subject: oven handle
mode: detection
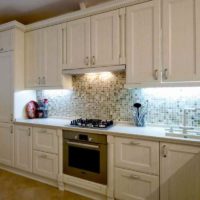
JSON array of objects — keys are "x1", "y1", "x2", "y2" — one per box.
[{"x1": 66, "y1": 141, "x2": 100, "y2": 150}]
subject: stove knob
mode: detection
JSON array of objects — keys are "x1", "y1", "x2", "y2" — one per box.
[
  {"x1": 88, "y1": 137, "x2": 93, "y2": 142},
  {"x1": 74, "y1": 135, "x2": 78, "y2": 140}
]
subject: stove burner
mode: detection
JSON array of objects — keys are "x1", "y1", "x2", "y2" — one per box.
[{"x1": 70, "y1": 118, "x2": 113, "y2": 128}]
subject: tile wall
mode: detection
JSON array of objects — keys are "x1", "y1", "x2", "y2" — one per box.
[{"x1": 37, "y1": 72, "x2": 200, "y2": 127}]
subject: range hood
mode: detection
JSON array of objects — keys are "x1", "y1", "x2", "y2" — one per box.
[{"x1": 62, "y1": 65, "x2": 126, "y2": 75}]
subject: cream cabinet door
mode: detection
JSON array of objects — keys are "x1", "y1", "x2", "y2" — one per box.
[
  {"x1": 33, "y1": 127, "x2": 58, "y2": 154},
  {"x1": 33, "y1": 151, "x2": 58, "y2": 180},
  {"x1": 25, "y1": 30, "x2": 42, "y2": 88},
  {"x1": 91, "y1": 10, "x2": 120, "y2": 67},
  {"x1": 0, "y1": 52, "x2": 13, "y2": 123},
  {"x1": 115, "y1": 137, "x2": 159, "y2": 175},
  {"x1": 115, "y1": 168, "x2": 159, "y2": 200},
  {"x1": 0, "y1": 123, "x2": 14, "y2": 167},
  {"x1": 63, "y1": 18, "x2": 90, "y2": 69},
  {"x1": 126, "y1": 0, "x2": 160, "y2": 85},
  {"x1": 14, "y1": 126, "x2": 32, "y2": 172},
  {"x1": 160, "y1": 143, "x2": 200, "y2": 200},
  {"x1": 0, "y1": 30, "x2": 13, "y2": 53},
  {"x1": 162, "y1": 0, "x2": 200, "y2": 82},
  {"x1": 43, "y1": 25, "x2": 63, "y2": 87}
]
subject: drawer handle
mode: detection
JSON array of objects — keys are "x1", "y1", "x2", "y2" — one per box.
[
  {"x1": 129, "y1": 141, "x2": 140, "y2": 145},
  {"x1": 123, "y1": 174, "x2": 140, "y2": 180},
  {"x1": 40, "y1": 154, "x2": 48, "y2": 159}
]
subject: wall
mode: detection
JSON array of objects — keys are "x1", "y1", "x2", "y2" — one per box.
[{"x1": 37, "y1": 72, "x2": 200, "y2": 127}]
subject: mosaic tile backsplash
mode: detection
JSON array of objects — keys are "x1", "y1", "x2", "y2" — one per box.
[{"x1": 37, "y1": 72, "x2": 200, "y2": 127}]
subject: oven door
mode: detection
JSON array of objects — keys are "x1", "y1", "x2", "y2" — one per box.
[{"x1": 63, "y1": 139, "x2": 107, "y2": 184}]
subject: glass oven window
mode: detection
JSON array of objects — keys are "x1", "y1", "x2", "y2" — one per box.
[{"x1": 68, "y1": 146, "x2": 100, "y2": 173}]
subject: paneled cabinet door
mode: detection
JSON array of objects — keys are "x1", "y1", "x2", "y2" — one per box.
[
  {"x1": 115, "y1": 168, "x2": 159, "y2": 200},
  {"x1": 25, "y1": 30, "x2": 42, "y2": 88},
  {"x1": 160, "y1": 143, "x2": 200, "y2": 200},
  {"x1": 14, "y1": 126, "x2": 32, "y2": 172},
  {"x1": 0, "y1": 52, "x2": 13, "y2": 123},
  {"x1": 162, "y1": 0, "x2": 200, "y2": 82},
  {"x1": 63, "y1": 18, "x2": 90, "y2": 69},
  {"x1": 91, "y1": 10, "x2": 120, "y2": 67},
  {"x1": 0, "y1": 123, "x2": 14, "y2": 167},
  {"x1": 0, "y1": 30, "x2": 13, "y2": 53},
  {"x1": 115, "y1": 137, "x2": 159, "y2": 175},
  {"x1": 126, "y1": 0, "x2": 160, "y2": 85},
  {"x1": 43, "y1": 25, "x2": 62, "y2": 87}
]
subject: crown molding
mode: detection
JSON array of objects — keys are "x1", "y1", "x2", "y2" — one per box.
[
  {"x1": 0, "y1": 21, "x2": 25, "y2": 32},
  {"x1": 26, "y1": 0, "x2": 150, "y2": 32}
]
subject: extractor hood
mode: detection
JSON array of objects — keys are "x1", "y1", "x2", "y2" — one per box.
[{"x1": 62, "y1": 65, "x2": 126, "y2": 75}]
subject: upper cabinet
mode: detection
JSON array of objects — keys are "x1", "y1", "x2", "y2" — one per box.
[
  {"x1": 25, "y1": 25, "x2": 72, "y2": 89},
  {"x1": 61, "y1": 9, "x2": 125, "y2": 70},
  {"x1": 126, "y1": 0, "x2": 160, "y2": 86},
  {"x1": 0, "y1": 30, "x2": 13, "y2": 53},
  {"x1": 162, "y1": 0, "x2": 200, "y2": 82},
  {"x1": 91, "y1": 10, "x2": 120, "y2": 67}
]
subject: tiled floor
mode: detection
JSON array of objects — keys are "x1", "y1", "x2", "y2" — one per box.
[{"x1": 0, "y1": 169, "x2": 90, "y2": 200}]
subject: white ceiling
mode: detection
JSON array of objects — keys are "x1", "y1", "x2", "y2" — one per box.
[{"x1": 0, "y1": 0, "x2": 111, "y2": 24}]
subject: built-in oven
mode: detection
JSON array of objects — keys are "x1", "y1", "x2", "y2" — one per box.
[{"x1": 63, "y1": 130, "x2": 107, "y2": 185}]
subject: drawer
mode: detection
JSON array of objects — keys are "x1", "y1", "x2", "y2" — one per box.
[
  {"x1": 33, "y1": 150, "x2": 58, "y2": 180},
  {"x1": 115, "y1": 137, "x2": 159, "y2": 175},
  {"x1": 33, "y1": 127, "x2": 58, "y2": 154},
  {"x1": 115, "y1": 168, "x2": 159, "y2": 200}
]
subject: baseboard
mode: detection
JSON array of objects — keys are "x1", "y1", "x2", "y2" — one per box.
[{"x1": 0, "y1": 164, "x2": 58, "y2": 188}]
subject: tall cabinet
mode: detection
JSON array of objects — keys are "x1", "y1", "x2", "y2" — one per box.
[{"x1": 0, "y1": 22, "x2": 25, "y2": 167}]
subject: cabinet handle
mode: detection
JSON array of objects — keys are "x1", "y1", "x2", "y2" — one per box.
[
  {"x1": 85, "y1": 57, "x2": 89, "y2": 66},
  {"x1": 42, "y1": 77, "x2": 46, "y2": 85},
  {"x1": 10, "y1": 114, "x2": 13, "y2": 122},
  {"x1": 40, "y1": 154, "x2": 48, "y2": 159},
  {"x1": 10, "y1": 126, "x2": 13, "y2": 134},
  {"x1": 28, "y1": 128, "x2": 31, "y2": 136},
  {"x1": 123, "y1": 174, "x2": 140, "y2": 180},
  {"x1": 163, "y1": 68, "x2": 168, "y2": 80},
  {"x1": 162, "y1": 145, "x2": 168, "y2": 158},
  {"x1": 91, "y1": 56, "x2": 95, "y2": 65},
  {"x1": 153, "y1": 69, "x2": 159, "y2": 80},
  {"x1": 129, "y1": 141, "x2": 140, "y2": 145},
  {"x1": 38, "y1": 77, "x2": 41, "y2": 85}
]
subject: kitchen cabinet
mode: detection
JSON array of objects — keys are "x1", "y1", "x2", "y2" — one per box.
[
  {"x1": 33, "y1": 150, "x2": 58, "y2": 180},
  {"x1": 33, "y1": 127, "x2": 58, "y2": 154},
  {"x1": 162, "y1": 0, "x2": 200, "y2": 82},
  {"x1": 63, "y1": 17, "x2": 90, "y2": 69},
  {"x1": 0, "y1": 123, "x2": 14, "y2": 167},
  {"x1": 14, "y1": 126, "x2": 32, "y2": 172},
  {"x1": 25, "y1": 25, "x2": 71, "y2": 89},
  {"x1": 126, "y1": 0, "x2": 160, "y2": 86},
  {"x1": 115, "y1": 137, "x2": 159, "y2": 175},
  {"x1": 0, "y1": 52, "x2": 13, "y2": 123},
  {"x1": 160, "y1": 143, "x2": 200, "y2": 200},
  {"x1": 62, "y1": 9, "x2": 124, "y2": 70},
  {"x1": 0, "y1": 30, "x2": 13, "y2": 53},
  {"x1": 115, "y1": 168, "x2": 159, "y2": 200},
  {"x1": 91, "y1": 10, "x2": 120, "y2": 67}
]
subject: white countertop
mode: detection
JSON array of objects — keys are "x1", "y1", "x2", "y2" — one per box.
[{"x1": 15, "y1": 118, "x2": 200, "y2": 145}]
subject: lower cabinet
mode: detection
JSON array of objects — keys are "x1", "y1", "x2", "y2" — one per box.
[
  {"x1": 33, "y1": 150, "x2": 58, "y2": 180},
  {"x1": 14, "y1": 126, "x2": 32, "y2": 172},
  {"x1": 0, "y1": 123, "x2": 14, "y2": 167},
  {"x1": 115, "y1": 168, "x2": 159, "y2": 200},
  {"x1": 160, "y1": 143, "x2": 200, "y2": 200}
]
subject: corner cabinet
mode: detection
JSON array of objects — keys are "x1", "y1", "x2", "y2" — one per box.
[
  {"x1": 160, "y1": 143, "x2": 200, "y2": 200},
  {"x1": 126, "y1": 0, "x2": 160, "y2": 86},
  {"x1": 25, "y1": 25, "x2": 72, "y2": 89},
  {"x1": 162, "y1": 0, "x2": 200, "y2": 82},
  {"x1": 61, "y1": 9, "x2": 125, "y2": 70}
]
